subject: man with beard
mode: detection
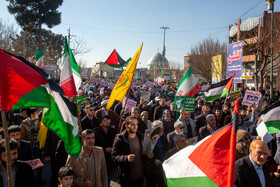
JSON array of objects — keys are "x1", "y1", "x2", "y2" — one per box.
[
  {"x1": 0, "y1": 139, "x2": 34, "y2": 187},
  {"x1": 111, "y1": 116, "x2": 144, "y2": 187},
  {"x1": 160, "y1": 109, "x2": 175, "y2": 135}
]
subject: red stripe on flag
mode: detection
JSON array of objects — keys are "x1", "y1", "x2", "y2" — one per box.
[
  {"x1": 105, "y1": 50, "x2": 119, "y2": 65},
  {"x1": 184, "y1": 83, "x2": 201, "y2": 97},
  {"x1": 189, "y1": 125, "x2": 236, "y2": 187},
  {"x1": 0, "y1": 49, "x2": 48, "y2": 111},
  {"x1": 225, "y1": 75, "x2": 234, "y2": 91},
  {"x1": 60, "y1": 75, "x2": 77, "y2": 98}
]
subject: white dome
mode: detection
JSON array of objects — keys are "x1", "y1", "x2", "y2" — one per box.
[{"x1": 147, "y1": 52, "x2": 169, "y2": 70}]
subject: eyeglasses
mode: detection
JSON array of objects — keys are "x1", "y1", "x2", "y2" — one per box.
[
  {"x1": 88, "y1": 109, "x2": 95, "y2": 111},
  {"x1": 179, "y1": 127, "x2": 184, "y2": 129}
]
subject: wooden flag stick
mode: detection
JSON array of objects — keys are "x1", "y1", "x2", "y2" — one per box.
[{"x1": 1, "y1": 110, "x2": 13, "y2": 187}]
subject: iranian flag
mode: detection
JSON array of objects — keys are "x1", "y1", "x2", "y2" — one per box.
[
  {"x1": 176, "y1": 68, "x2": 201, "y2": 97},
  {"x1": 35, "y1": 49, "x2": 44, "y2": 69},
  {"x1": 163, "y1": 124, "x2": 236, "y2": 187},
  {"x1": 60, "y1": 37, "x2": 81, "y2": 98},
  {"x1": 0, "y1": 49, "x2": 82, "y2": 157},
  {"x1": 259, "y1": 100, "x2": 280, "y2": 134},
  {"x1": 204, "y1": 75, "x2": 234, "y2": 102},
  {"x1": 105, "y1": 49, "x2": 131, "y2": 68}
]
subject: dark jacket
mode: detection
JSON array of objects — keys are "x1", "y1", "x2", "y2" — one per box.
[
  {"x1": 18, "y1": 140, "x2": 32, "y2": 161},
  {"x1": 164, "y1": 147, "x2": 179, "y2": 160},
  {"x1": 194, "y1": 114, "x2": 207, "y2": 136},
  {"x1": 153, "y1": 105, "x2": 170, "y2": 121},
  {"x1": 197, "y1": 125, "x2": 212, "y2": 141},
  {"x1": 234, "y1": 155, "x2": 272, "y2": 187},
  {"x1": 167, "y1": 131, "x2": 188, "y2": 149},
  {"x1": 95, "y1": 126, "x2": 117, "y2": 166},
  {"x1": 111, "y1": 130, "x2": 143, "y2": 183},
  {"x1": 0, "y1": 161, "x2": 34, "y2": 187},
  {"x1": 81, "y1": 116, "x2": 98, "y2": 131},
  {"x1": 217, "y1": 111, "x2": 231, "y2": 128}
]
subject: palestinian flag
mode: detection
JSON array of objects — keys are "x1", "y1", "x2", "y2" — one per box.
[
  {"x1": 259, "y1": 100, "x2": 280, "y2": 134},
  {"x1": 204, "y1": 76, "x2": 234, "y2": 102},
  {"x1": 105, "y1": 49, "x2": 131, "y2": 68},
  {"x1": 35, "y1": 49, "x2": 44, "y2": 69},
  {"x1": 175, "y1": 68, "x2": 201, "y2": 97},
  {"x1": 0, "y1": 49, "x2": 82, "y2": 157},
  {"x1": 163, "y1": 124, "x2": 236, "y2": 187},
  {"x1": 60, "y1": 37, "x2": 81, "y2": 98}
]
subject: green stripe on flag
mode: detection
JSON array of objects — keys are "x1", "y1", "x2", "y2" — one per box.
[
  {"x1": 206, "y1": 88, "x2": 229, "y2": 102},
  {"x1": 167, "y1": 177, "x2": 218, "y2": 187},
  {"x1": 265, "y1": 120, "x2": 280, "y2": 134},
  {"x1": 11, "y1": 86, "x2": 51, "y2": 110}
]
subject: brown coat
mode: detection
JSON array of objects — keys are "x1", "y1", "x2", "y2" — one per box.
[
  {"x1": 66, "y1": 146, "x2": 107, "y2": 187},
  {"x1": 20, "y1": 118, "x2": 34, "y2": 151}
]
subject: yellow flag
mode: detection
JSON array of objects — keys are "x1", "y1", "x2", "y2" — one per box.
[
  {"x1": 37, "y1": 108, "x2": 48, "y2": 148},
  {"x1": 106, "y1": 43, "x2": 143, "y2": 110}
]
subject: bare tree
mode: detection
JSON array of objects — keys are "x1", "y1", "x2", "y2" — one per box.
[
  {"x1": 168, "y1": 61, "x2": 185, "y2": 82},
  {"x1": 188, "y1": 38, "x2": 227, "y2": 83},
  {"x1": 239, "y1": 15, "x2": 280, "y2": 91},
  {"x1": 0, "y1": 19, "x2": 17, "y2": 52},
  {"x1": 70, "y1": 37, "x2": 92, "y2": 56}
]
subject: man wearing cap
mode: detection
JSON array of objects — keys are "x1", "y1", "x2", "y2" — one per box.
[{"x1": 95, "y1": 99, "x2": 120, "y2": 129}]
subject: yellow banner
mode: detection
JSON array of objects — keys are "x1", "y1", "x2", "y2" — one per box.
[{"x1": 212, "y1": 55, "x2": 222, "y2": 82}]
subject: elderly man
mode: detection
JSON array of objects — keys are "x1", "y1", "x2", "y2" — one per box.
[
  {"x1": 160, "y1": 109, "x2": 176, "y2": 135},
  {"x1": 197, "y1": 114, "x2": 217, "y2": 141},
  {"x1": 153, "y1": 97, "x2": 170, "y2": 121},
  {"x1": 165, "y1": 134, "x2": 187, "y2": 160},
  {"x1": 66, "y1": 129, "x2": 107, "y2": 187},
  {"x1": 177, "y1": 108, "x2": 195, "y2": 138},
  {"x1": 234, "y1": 140, "x2": 272, "y2": 187},
  {"x1": 194, "y1": 105, "x2": 211, "y2": 135},
  {"x1": 167, "y1": 121, "x2": 188, "y2": 148}
]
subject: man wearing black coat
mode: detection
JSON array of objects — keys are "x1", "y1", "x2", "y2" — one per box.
[
  {"x1": 0, "y1": 139, "x2": 34, "y2": 187},
  {"x1": 81, "y1": 104, "x2": 99, "y2": 130},
  {"x1": 197, "y1": 114, "x2": 217, "y2": 141},
  {"x1": 111, "y1": 116, "x2": 144, "y2": 187},
  {"x1": 194, "y1": 105, "x2": 211, "y2": 135},
  {"x1": 234, "y1": 140, "x2": 272, "y2": 187},
  {"x1": 95, "y1": 115, "x2": 117, "y2": 185}
]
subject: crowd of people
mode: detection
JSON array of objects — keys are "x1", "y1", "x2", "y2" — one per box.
[{"x1": 0, "y1": 81, "x2": 280, "y2": 187}]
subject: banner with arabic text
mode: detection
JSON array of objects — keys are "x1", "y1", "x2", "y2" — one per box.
[{"x1": 227, "y1": 41, "x2": 243, "y2": 83}]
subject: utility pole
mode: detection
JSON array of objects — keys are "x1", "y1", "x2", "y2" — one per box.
[
  {"x1": 67, "y1": 27, "x2": 76, "y2": 47},
  {"x1": 160, "y1": 26, "x2": 169, "y2": 81},
  {"x1": 266, "y1": 0, "x2": 275, "y2": 102},
  {"x1": 160, "y1": 26, "x2": 169, "y2": 57}
]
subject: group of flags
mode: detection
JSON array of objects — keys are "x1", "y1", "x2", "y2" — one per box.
[
  {"x1": 0, "y1": 40, "x2": 143, "y2": 158},
  {"x1": 1, "y1": 34, "x2": 280, "y2": 186}
]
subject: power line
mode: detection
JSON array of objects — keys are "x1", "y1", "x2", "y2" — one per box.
[{"x1": 209, "y1": 0, "x2": 263, "y2": 37}]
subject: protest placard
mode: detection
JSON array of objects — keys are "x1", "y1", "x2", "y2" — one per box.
[
  {"x1": 174, "y1": 96, "x2": 196, "y2": 112},
  {"x1": 242, "y1": 90, "x2": 261, "y2": 107},
  {"x1": 122, "y1": 97, "x2": 137, "y2": 112},
  {"x1": 22, "y1": 159, "x2": 44, "y2": 170},
  {"x1": 139, "y1": 89, "x2": 151, "y2": 102},
  {"x1": 153, "y1": 85, "x2": 161, "y2": 91},
  {"x1": 145, "y1": 80, "x2": 154, "y2": 88}
]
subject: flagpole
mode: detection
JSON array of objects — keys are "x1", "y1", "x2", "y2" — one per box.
[
  {"x1": 117, "y1": 88, "x2": 131, "y2": 133},
  {"x1": 79, "y1": 61, "x2": 107, "y2": 96},
  {"x1": 1, "y1": 110, "x2": 14, "y2": 187},
  {"x1": 74, "y1": 96, "x2": 83, "y2": 142}
]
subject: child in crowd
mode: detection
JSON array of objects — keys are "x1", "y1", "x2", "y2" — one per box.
[{"x1": 58, "y1": 166, "x2": 74, "y2": 187}]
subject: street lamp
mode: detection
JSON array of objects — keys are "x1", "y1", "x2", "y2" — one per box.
[{"x1": 266, "y1": 0, "x2": 275, "y2": 102}]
